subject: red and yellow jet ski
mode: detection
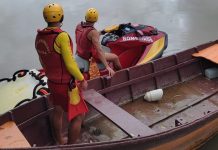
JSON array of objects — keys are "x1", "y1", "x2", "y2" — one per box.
[{"x1": 101, "y1": 23, "x2": 168, "y2": 69}]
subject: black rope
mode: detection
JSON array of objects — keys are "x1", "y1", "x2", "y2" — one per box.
[
  {"x1": 0, "y1": 78, "x2": 12, "y2": 82},
  {"x1": 0, "y1": 69, "x2": 29, "y2": 83},
  {"x1": 14, "y1": 99, "x2": 31, "y2": 108},
  {"x1": 12, "y1": 69, "x2": 29, "y2": 81}
]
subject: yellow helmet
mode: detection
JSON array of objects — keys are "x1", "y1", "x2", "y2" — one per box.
[
  {"x1": 43, "y1": 3, "x2": 63, "y2": 23},
  {"x1": 85, "y1": 8, "x2": 99, "y2": 23}
]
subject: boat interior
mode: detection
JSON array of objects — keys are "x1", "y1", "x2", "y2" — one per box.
[{"x1": 0, "y1": 41, "x2": 218, "y2": 149}]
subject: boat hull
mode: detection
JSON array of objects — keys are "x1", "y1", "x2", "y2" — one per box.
[{"x1": 0, "y1": 40, "x2": 218, "y2": 149}]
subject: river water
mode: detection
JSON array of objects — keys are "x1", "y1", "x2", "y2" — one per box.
[{"x1": 0, "y1": 0, "x2": 217, "y2": 149}]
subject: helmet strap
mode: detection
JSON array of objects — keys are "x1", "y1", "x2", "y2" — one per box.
[
  {"x1": 85, "y1": 21, "x2": 95, "y2": 25},
  {"x1": 47, "y1": 22, "x2": 62, "y2": 28}
]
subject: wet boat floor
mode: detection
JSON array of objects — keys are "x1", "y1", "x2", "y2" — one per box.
[{"x1": 68, "y1": 76, "x2": 218, "y2": 143}]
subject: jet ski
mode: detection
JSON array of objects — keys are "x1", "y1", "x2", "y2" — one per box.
[{"x1": 101, "y1": 23, "x2": 168, "y2": 68}]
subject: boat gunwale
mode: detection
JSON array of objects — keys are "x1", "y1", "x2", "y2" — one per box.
[
  {"x1": 1, "y1": 40, "x2": 218, "y2": 149},
  {"x1": 19, "y1": 110, "x2": 218, "y2": 150}
]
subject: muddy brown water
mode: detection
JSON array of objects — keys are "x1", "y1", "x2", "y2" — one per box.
[{"x1": 0, "y1": 0, "x2": 218, "y2": 149}]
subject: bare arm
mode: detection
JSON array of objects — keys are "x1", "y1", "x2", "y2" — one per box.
[
  {"x1": 88, "y1": 30, "x2": 115, "y2": 76},
  {"x1": 88, "y1": 30, "x2": 109, "y2": 68}
]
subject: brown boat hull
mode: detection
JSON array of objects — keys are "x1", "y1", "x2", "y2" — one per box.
[{"x1": 0, "y1": 40, "x2": 218, "y2": 149}]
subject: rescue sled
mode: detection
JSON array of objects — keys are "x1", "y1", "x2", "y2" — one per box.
[
  {"x1": 0, "y1": 69, "x2": 49, "y2": 114},
  {"x1": 0, "y1": 40, "x2": 218, "y2": 149}
]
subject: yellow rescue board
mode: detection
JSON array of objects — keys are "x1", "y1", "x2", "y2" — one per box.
[{"x1": 0, "y1": 69, "x2": 48, "y2": 114}]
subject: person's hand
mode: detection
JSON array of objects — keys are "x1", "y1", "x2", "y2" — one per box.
[
  {"x1": 106, "y1": 67, "x2": 115, "y2": 77},
  {"x1": 78, "y1": 80, "x2": 88, "y2": 91}
]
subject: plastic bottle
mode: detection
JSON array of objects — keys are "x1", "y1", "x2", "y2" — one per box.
[{"x1": 144, "y1": 89, "x2": 163, "y2": 102}]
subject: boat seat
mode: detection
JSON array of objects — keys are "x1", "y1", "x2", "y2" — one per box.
[
  {"x1": 0, "y1": 121, "x2": 31, "y2": 148},
  {"x1": 83, "y1": 89, "x2": 155, "y2": 137}
]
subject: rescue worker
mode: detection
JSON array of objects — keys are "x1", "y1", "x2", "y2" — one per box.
[
  {"x1": 75, "y1": 8, "x2": 122, "y2": 79},
  {"x1": 35, "y1": 3, "x2": 88, "y2": 144}
]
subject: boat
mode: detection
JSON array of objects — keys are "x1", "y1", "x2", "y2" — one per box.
[{"x1": 0, "y1": 40, "x2": 218, "y2": 149}]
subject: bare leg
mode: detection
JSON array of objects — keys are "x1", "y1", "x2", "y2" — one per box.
[
  {"x1": 52, "y1": 106, "x2": 66, "y2": 145},
  {"x1": 105, "y1": 53, "x2": 122, "y2": 70},
  {"x1": 68, "y1": 114, "x2": 84, "y2": 144}
]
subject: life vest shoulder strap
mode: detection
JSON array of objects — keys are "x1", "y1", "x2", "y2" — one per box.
[{"x1": 37, "y1": 28, "x2": 64, "y2": 35}]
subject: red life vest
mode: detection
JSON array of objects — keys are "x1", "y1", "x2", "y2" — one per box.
[
  {"x1": 35, "y1": 28, "x2": 72, "y2": 84},
  {"x1": 75, "y1": 22, "x2": 98, "y2": 60}
]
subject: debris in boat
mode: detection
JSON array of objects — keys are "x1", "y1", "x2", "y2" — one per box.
[
  {"x1": 204, "y1": 111, "x2": 211, "y2": 115},
  {"x1": 89, "y1": 126, "x2": 102, "y2": 136},
  {"x1": 144, "y1": 89, "x2": 163, "y2": 102},
  {"x1": 175, "y1": 117, "x2": 188, "y2": 127},
  {"x1": 173, "y1": 95, "x2": 181, "y2": 98},
  {"x1": 153, "y1": 107, "x2": 162, "y2": 114},
  {"x1": 165, "y1": 103, "x2": 175, "y2": 108},
  {"x1": 204, "y1": 67, "x2": 218, "y2": 79},
  {"x1": 80, "y1": 132, "x2": 98, "y2": 143},
  {"x1": 160, "y1": 125, "x2": 167, "y2": 130}
]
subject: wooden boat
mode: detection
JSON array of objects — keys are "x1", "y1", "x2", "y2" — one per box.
[{"x1": 0, "y1": 40, "x2": 218, "y2": 149}]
